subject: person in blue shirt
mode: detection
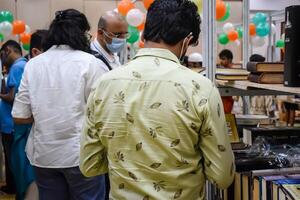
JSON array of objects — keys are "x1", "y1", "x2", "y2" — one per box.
[
  {"x1": 0, "y1": 40, "x2": 27, "y2": 194},
  {"x1": 10, "y1": 30, "x2": 48, "y2": 200}
]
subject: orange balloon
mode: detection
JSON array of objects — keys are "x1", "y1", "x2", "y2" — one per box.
[
  {"x1": 12, "y1": 20, "x2": 25, "y2": 35},
  {"x1": 227, "y1": 30, "x2": 238, "y2": 41},
  {"x1": 216, "y1": 1, "x2": 226, "y2": 20},
  {"x1": 20, "y1": 33, "x2": 31, "y2": 44},
  {"x1": 118, "y1": 0, "x2": 135, "y2": 16},
  {"x1": 139, "y1": 40, "x2": 144, "y2": 48},
  {"x1": 137, "y1": 22, "x2": 145, "y2": 31},
  {"x1": 143, "y1": 0, "x2": 154, "y2": 10},
  {"x1": 249, "y1": 23, "x2": 256, "y2": 36}
]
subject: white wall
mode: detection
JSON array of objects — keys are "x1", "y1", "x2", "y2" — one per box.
[{"x1": 250, "y1": 0, "x2": 300, "y2": 11}]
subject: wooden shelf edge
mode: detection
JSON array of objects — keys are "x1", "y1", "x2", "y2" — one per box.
[{"x1": 217, "y1": 80, "x2": 300, "y2": 95}]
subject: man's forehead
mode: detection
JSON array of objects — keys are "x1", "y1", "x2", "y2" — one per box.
[{"x1": 105, "y1": 19, "x2": 127, "y2": 32}]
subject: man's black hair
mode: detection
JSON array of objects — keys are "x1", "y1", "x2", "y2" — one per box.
[
  {"x1": 249, "y1": 54, "x2": 266, "y2": 62},
  {"x1": 30, "y1": 29, "x2": 49, "y2": 57},
  {"x1": 0, "y1": 40, "x2": 22, "y2": 55},
  {"x1": 44, "y1": 9, "x2": 91, "y2": 53},
  {"x1": 219, "y1": 49, "x2": 233, "y2": 60},
  {"x1": 144, "y1": 0, "x2": 201, "y2": 46}
]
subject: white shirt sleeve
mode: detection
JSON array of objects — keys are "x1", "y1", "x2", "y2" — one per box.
[{"x1": 12, "y1": 64, "x2": 32, "y2": 118}]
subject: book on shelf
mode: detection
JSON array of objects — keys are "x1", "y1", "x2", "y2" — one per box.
[
  {"x1": 251, "y1": 168, "x2": 300, "y2": 200},
  {"x1": 248, "y1": 72, "x2": 284, "y2": 84},
  {"x1": 247, "y1": 62, "x2": 284, "y2": 73},
  {"x1": 225, "y1": 114, "x2": 240, "y2": 143},
  {"x1": 261, "y1": 175, "x2": 286, "y2": 200},
  {"x1": 242, "y1": 127, "x2": 300, "y2": 145},
  {"x1": 273, "y1": 179, "x2": 300, "y2": 200},
  {"x1": 215, "y1": 68, "x2": 249, "y2": 81},
  {"x1": 280, "y1": 184, "x2": 300, "y2": 200}
]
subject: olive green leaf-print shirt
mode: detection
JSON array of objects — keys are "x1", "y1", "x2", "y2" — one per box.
[{"x1": 80, "y1": 48, "x2": 235, "y2": 200}]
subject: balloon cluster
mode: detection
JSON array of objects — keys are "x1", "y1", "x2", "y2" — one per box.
[
  {"x1": 216, "y1": 0, "x2": 231, "y2": 22},
  {"x1": 218, "y1": 23, "x2": 242, "y2": 46},
  {"x1": 117, "y1": 0, "x2": 154, "y2": 45},
  {"x1": 218, "y1": 12, "x2": 278, "y2": 47},
  {"x1": 0, "y1": 10, "x2": 31, "y2": 51},
  {"x1": 249, "y1": 12, "x2": 272, "y2": 47}
]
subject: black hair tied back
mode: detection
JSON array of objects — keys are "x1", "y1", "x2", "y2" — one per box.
[{"x1": 44, "y1": 9, "x2": 91, "y2": 53}]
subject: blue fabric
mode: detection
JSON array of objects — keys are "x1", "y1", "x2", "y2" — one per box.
[
  {"x1": 11, "y1": 124, "x2": 34, "y2": 200},
  {"x1": 0, "y1": 57, "x2": 27, "y2": 134},
  {"x1": 34, "y1": 167, "x2": 106, "y2": 200}
]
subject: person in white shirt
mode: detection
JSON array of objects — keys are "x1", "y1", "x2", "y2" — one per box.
[
  {"x1": 91, "y1": 11, "x2": 128, "y2": 70},
  {"x1": 12, "y1": 9, "x2": 107, "y2": 200}
]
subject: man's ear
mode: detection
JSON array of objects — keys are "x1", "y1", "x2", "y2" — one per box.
[
  {"x1": 98, "y1": 29, "x2": 104, "y2": 36},
  {"x1": 31, "y1": 48, "x2": 42, "y2": 58}
]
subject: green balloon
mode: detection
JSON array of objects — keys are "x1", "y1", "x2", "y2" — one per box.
[
  {"x1": 127, "y1": 26, "x2": 139, "y2": 44},
  {"x1": 0, "y1": 11, "x2": 14, "y2": 23},
  {"x1": 23, "y1": 44, "x2": 30, "y2": 51},
  {"x1": 218, "y1": 3, "x2": 231, "y2": 22},
  {"x1": 218, "y1": 33, "x2": 229, "y2": 45},
  {"x1": 0, "y1": 33, "x2": 4, "y2": 42},
  {"x1": 276, "y1": 39, "x2": 285, "y2": 48},
  {"x1": 236, "y1": 27, "x2": 243, "y2": 39}
]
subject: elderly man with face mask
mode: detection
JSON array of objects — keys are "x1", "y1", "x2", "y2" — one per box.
[{"x1": 91, "y1": 11, "x2": 128, "y2": 71}]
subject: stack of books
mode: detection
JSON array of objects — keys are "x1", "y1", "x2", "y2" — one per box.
[
  {"x1": 216, "y1": 68, "x2": 249, "y2": 81},
  {"x1": 247, "y1": 62, "x2": 284, "y2": 84}
]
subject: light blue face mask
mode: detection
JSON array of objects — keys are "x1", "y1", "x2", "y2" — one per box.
[{"x1": 106, "y1": 38, "x2": 126, "y2": 53}]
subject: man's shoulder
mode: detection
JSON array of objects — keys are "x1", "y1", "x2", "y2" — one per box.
[{"x1": 12, "y1": 58, "x2": 27, "y2": 68}]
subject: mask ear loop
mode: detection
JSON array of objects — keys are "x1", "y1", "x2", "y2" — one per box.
[{"x1": 179, "y1": 32, "x2": 193, "y2": 63}]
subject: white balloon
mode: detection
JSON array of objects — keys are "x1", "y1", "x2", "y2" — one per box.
[
  {"x1": 235, "y1": 40, "x2": 241, "y2": 46},
  {"x1": 271, "y1": 24, "x2": 276, "y2": 35},
  {"x1": 0, "y1": 22, "x2": 13, "y2": 36},
  {"x1": 25, "y1": 25, "x2": 31, "y2": 34},
  {"x1": 223, "y1": 23, "x2": 234, "y2": 34},
  {"x1": 251, "y1": 36, "x2": 266, "y2": 47},
  {"x1": 281, "y1": 33, "x2": 285, "y2": 40},
  {"x1": 126, "y1": 9, "x2": 144, "y2": 27}
]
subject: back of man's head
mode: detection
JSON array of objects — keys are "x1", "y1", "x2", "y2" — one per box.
[
  {"x1": 30, "y1": 29, "x2": 49, "y2": 58},
  {"x1": 219, "y1": 49, "x2": 233, "y2": 60},
  {"x1": 249, "y1": 54, "x2": 266, "y2": 62},
  {"x1": 144, "y1": 0, "x2": 201, "y2": 46},
  {"x1": 98, "y1": 11, "x2": 124, "y2": 30},
  {"x1": 0, "y1": 40, "x2": 22, "y2": 56}
]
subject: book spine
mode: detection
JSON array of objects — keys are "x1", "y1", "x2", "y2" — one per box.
[
  {"x1": 247, "y1": 62, "x2": 258, "y2": 72},
  {"x1": 248, "y1": 73, "x2": 262, "y2": 83}
]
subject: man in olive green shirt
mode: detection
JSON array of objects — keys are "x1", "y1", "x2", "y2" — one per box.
[{"x1": 80, "y1": 0, "x2": 235, "y2": 199}]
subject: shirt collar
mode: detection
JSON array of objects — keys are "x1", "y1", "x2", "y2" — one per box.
[
  {"x1": 13, "y1": 57, "x2": 27, "y2": 65},
  {"x1": 133, "y1": 48, "x2": 180, "y2": 64},
  {"x1": 49, "y1": 45, "x2": 72, "y2": 51}
]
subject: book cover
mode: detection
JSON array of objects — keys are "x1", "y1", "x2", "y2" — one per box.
[
  {"x1": 247, "y1": 62, "x2": 284, "y2": 73},
  {"x1": 216, "y1": 68, "x2": 249, "y2": 81},
  {"x1": 261, "y1": 176, "x2": 287, "y2": 200},
  {"x1": 282, "y1": 184, "x2": 300, "y2": 200}
]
